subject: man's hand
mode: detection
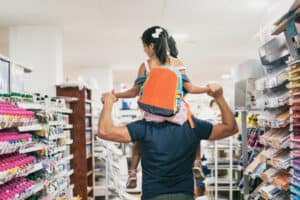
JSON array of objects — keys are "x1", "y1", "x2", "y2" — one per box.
[
  {"x1": 101, "y1": 92, "x2": 117, "y2": 105},
  {"x1": 98, "y1": 91, "x2": 131, "y2": 143},
  {"x1": 207, "y1": 83, "x2": 239, "y2": 140},
  {"x1": 207, "y1": 84, "x2": 223, "y2": 99}
]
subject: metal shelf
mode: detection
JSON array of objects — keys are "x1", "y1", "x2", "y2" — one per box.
[
  {"x1": 94, "y1": 185, "x2": 107, "y2": 196},
  {"x1": 19, "y1": 143, "x2": 45, "y2": 154},
  {"x1": 64, "y1": 124, "x2": 73, "y2": 129},
  {"x1": 18, "y1": 124, "x2": 42, "y2": 132},
  {"x1": 17, "y1": 102, "x2": 42, "y2": 110},
  {"x1": 56, "y1": 154, "x2": 74, "y2": 166}
]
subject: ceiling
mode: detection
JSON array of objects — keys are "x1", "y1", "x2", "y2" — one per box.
[{"x1": 0, "y1": 0, "x2": 294, "y2": 82}]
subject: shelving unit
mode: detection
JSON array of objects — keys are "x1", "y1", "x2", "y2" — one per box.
[
  {"x1": 56, "y1": 85, "x2": 95, "y2": 200},
  {"x1": 92, "y1": 97, "x2": 142, "y2": 199},
  {"x1": 0, "y1": 99, "x2": 75, "y2": 199},
  {"x1": 237, "y1": 2, "x2": 300, "y2": 199},
  {"x1": 0, "y1": 53, "x2": 77, "y2": 199},
  {"x1": 203, "y1": 137, "x2": 242, "y2": 200}
]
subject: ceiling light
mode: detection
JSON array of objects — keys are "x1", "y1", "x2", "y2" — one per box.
[
  {"x1": 247, "y1": 0, "x2": 272, "y2": 11},
  {"x1": 221, "y1": 74, "x2": 232, "y2": 80}
]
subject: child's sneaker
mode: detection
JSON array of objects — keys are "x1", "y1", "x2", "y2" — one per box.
[
  {"x1": 193, "y1": 160, "x2": 205, "y2": 181},
  {"x1": 126, "y1": 170, "x2": 137, "y2": 189}
]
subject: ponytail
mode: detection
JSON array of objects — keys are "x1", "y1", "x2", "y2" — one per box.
[
  {"x1": 154, "y1": 30, "x2": 169, "y2": 64},
  {"x1": 168, "y1": 36, "x2": 178, "y2": 58},
  {"x1": 142, "y1": 26, "x2": 169, "y2": 64}
]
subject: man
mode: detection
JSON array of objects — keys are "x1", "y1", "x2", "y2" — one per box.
[{"x1": 98, "y1": 84, "x2": 238, "y2": 200}]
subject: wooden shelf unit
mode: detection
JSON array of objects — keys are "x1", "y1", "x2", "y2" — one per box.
[{"x1": 56, "y1": 86, "x2": 94, "y2": 200}]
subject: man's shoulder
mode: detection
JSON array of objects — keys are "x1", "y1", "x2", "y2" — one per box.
[{"x1": 192, "y1": 117, "x2": 212, "y2": 126}]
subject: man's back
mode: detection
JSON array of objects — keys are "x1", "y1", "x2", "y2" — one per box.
[{"x1": 127, "y1": 117, "x2": 212, "y2": 200}]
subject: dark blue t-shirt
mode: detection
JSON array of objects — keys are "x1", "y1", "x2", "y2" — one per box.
[{"x1": 127, "y1": 117, "x2": 213, "y2": 200}]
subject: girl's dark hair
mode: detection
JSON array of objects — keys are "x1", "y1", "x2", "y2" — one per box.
[
  {"x1": 142, "y1": 26, "x2": 178, "y2": 64},
  {"x1": 168, "y1": 36, "x2": 178, "y2": 58}
]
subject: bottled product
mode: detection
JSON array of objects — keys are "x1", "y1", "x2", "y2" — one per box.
[
  {"x1": 0, "y1": 131, "x2": 32, "y2": 154},
  {"x1": 0, "y1": 101, "x2": 35, "y2": 129}
]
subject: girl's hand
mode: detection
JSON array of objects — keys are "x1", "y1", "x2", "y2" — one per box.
[
  {"x1": 102, "y1": 92, "x2": 118, "y2": 105},
  {"x1": 101, "y1": 90, "x2": 118, "y2": 104},
  {"x1": 203, "y1": 86, "x2": 212, "y2": 94},
  {"x1": 207, "y1": 84, "x2": 223, "y2": 99}
]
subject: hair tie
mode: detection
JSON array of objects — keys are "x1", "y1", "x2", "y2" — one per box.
[{"x1": 152, "y1": 28, "x2": 163, "y2": 39}]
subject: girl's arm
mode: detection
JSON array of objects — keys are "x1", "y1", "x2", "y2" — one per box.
[
  {"x1": 114, "y1": 64, "x2": 146, "y2": 99},
  {"x1": 172, "y1": 58, "x2": 210, "y2": 94},
  {"x1": 180, "y1": 68, "x2": 210, "y2": 94},
  {"x1": 115, "y1": 86, "x2": 141, "y2": 99},
  {"x1": 183, "y1": 82, "x2": 210, "y2": 94}
]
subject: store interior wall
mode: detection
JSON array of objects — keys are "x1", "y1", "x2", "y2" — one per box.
[
  {"x1": 0, "y1": 27, "x2": 9, "y2": 57},
  {"x1": 9, "y1": 26, "x2": 63, "y2": 96}
]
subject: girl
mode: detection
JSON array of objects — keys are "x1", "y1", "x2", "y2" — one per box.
[{"x1": 113, "y1": 26, "x2": 209, "y2": 189}]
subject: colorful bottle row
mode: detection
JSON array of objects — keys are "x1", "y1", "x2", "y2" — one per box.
[
  {"x1": 0, "y1": 101, "x2": 35, "y2": 129},
  {"x1": 0, "y1": 93, "x2": 34, "y2": 103},
  {"x1": 0, "y1": 153, "x2": 36, "y2": 184},
  {"x1": 0, "y1": 131, "x2": 32, "y2": 155},
  {"x1": 0, "y1": 177, "x2": 36, "y2": 200}
]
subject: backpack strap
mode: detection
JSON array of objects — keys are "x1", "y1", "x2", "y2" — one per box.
[
  {"x1": 183, "y1": 98, "x2": 195, "y2": 129},
  {"x1": 144, "y1": 61, "x2": 151, "y2": 74}
]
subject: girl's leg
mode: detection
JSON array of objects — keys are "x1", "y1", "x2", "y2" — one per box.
[
  {"x1": 193, "y1": 144, "x2": 205, "y2": 181},
  {"x1": 127, "y1": 142, "x2": 141, "y2": 189}
]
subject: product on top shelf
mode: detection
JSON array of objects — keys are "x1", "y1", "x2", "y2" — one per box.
[
  {"x1": 0, "y1": 93, "x2": 34, "y2": 103},
  {"x1": 0, "y1": 131, "x2": 32, "y2": 155},
  {"x1": 0, "y1": 101, "x2": 35, "y2": 129},
  {"x1": 0, "y1": 94, "x2": 11, "y2": 102},
  {"x1": 258, "y1": 36, "x2": 289, "y2": 66}
]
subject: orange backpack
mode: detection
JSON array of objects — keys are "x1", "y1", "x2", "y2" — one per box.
[
  {"x1": 137, "y1": 62, "x2": 195, "y2": 128},
  {"x1": 138, "y1": 66, "x2": 183, "y2": 117}
]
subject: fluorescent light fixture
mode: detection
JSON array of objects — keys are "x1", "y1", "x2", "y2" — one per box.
[
  {"x1": 247, "y1": 0, "x2": 272, "y2": 10},
  {"x1": 221, "y1": 74, "x2": 232, "y2": 80},
  {"x1": 172, "y1": 33, "x2": 189, "y2": 41}
]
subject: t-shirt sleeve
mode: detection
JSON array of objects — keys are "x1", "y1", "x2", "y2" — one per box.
[
  {"x1": 192, "y1": 117, "x2": 213, "y2": 140},
  {"x1": 134, "y1": 76, "x2": 147, "y2": 86},
  {"x1": 126, "y1": 120, "x2": 147, "y2": 142},
  {"x1": 182, "y1": 74, "x2": 191, "y2": 83}
]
